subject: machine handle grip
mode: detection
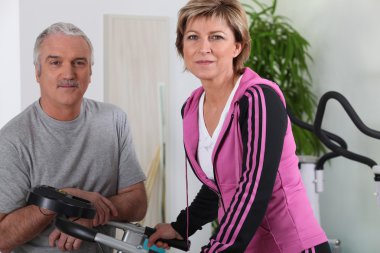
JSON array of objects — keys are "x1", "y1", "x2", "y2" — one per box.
[
  {"x1": 55, "y1": 216, "x2": 97, "y2": 242},
  {"x1": 145, "y1": 226, "x2": 191, "y2": 251},
  {"x1": 314, "y1": 91, "x2": 380, "y2": 167},
  {"x1": 27, "y1": 185, "x2": 96, "y2": 219}
]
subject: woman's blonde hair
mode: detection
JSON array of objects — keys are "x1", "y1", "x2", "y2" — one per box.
[{"x1": 176, "y1": 0, "x2": 251, "y2": 74}]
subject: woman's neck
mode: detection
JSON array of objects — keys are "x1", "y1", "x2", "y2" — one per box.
[
  {"x1": 201, "y1": 73, "x2": 238, "y2": 136},
  {"x1": 202, "y1": 74, "x2": 237, "y2": 107}
]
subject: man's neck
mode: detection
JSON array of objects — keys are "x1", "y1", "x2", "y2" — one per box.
[{"x1": 39, "y1": 99, "x2": 82, "y2": 121}]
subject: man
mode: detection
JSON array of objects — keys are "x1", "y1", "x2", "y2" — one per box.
[{"x1": 0, "y1": 22, "x2": 147, "y2": 253}]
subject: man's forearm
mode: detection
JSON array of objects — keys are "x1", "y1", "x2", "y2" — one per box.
[
  {"x1": 0, "y1": 205, "x2": 55, "y2": 250},
  {"x1": 109, "y1": 182, "x2": 147, "y2": 222}
]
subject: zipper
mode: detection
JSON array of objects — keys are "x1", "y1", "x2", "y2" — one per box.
[
  {"x1": 212, "y1": 113, "x2": 235, "y2": 213},
  {"x1": 184, "y1": 148, "x2": 219, "y2": 195}
]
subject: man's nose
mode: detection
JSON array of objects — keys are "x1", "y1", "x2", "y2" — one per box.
[{"x1": 61, "y1": 63, "x2": 75, "y2": 79}]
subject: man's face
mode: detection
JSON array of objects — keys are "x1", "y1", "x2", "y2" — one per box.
[{"x1": 36, "y1": 33, "x2": 92, "y2": 114}]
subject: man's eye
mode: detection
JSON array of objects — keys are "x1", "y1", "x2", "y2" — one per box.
[
  {"x1": 50, "y1": 61, "x2": 61, "y2": 66},
  {"x1": 74, "y1": 61, "x2": 85, "y2": 66},
  {"x1": 72, "y1": 60, "x2": 88, "y2": 68}
]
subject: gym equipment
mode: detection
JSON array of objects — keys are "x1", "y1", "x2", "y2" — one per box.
[
  {"x1": 289, "y1": 91, "x2": 380, "y2": 253},
  {"x1": 289, "y1": 91, "x2": 380, "y2": 206},
  {"x1": 27, "y1": 185, "x2": 190, "y2": 253}
]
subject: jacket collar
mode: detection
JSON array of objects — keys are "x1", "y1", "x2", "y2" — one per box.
[
  {"x1": 182, "y1": 67, "x2": 280, "y2": 145},
  {"x1": 182, "y1": 68, "x2": 282, "y2": 183}
]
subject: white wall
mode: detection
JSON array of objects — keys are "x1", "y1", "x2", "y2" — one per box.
[
  {"x1": 0, "y1": 0, "x2": 21, "y2": 128},
  {"x1": 276, "y1": 1, "x2": 380, "y2": 252}
]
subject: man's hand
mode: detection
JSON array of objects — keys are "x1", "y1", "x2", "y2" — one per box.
[
  {"x1": 49, "y1": 218, "x2": 92, "y2": 251},
  {"x1": 62, "y1": 188, "x2": 118, "y2": 226}
]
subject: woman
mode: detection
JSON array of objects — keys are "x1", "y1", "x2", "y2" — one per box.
[{"x1": 148, "y1": 0, "x2": 331, "y2": 252}]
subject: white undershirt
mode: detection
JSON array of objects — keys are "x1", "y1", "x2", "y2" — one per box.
[{"x1": 197, "y1": 75, "x2": 242, "y2": 180}]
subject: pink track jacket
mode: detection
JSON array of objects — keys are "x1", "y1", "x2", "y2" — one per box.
[{"x1": 174, "y1": 68, "x2": 327, "y2": 253}]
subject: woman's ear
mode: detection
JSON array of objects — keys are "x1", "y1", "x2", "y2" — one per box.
[{"x1": 233, "y1": 42, "x2": 243, "y2": 58}]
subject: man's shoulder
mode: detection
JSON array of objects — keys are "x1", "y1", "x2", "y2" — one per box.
[
  {"x1": 0, "y1": 103, "x2": 37, "y2": 138},
  {"x1": 84, "y1": 98, "x2": 124, "y2": 113},
  {"x1": 83, "y1": 98, "x2": 128, "y2": 124}
]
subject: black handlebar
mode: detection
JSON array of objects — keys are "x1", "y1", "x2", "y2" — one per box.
[
  {"x1": 314, "y1": 91, "x2": 380, "y2": 168},
  {"x1": 27, "y1": 185, "x2": 191, "y2": 252},
  {"x1": 287, "y1": 109, "x2": 348, "y2": 170},
  {"x1": 289, "y1": 90, "x2": 380, "y2": 169},
  {"x1": 54, "y1": 217, "x2": 191, "y2": 251},
  {"x1": 55, "y1": 216, "x2": 97, "y2": 242},
  {"x1": 27, "y1": 185, "x2": 96, "y2": 219},
  {"x1": 145, "y1": 226, "x2": 191, "y2": 251}
]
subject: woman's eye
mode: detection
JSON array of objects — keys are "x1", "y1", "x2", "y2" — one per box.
[
  {"x1": 187, "y1": 34, "x2": 198, "y2": 40},
  {"x1": 210, "y1": 35, "x2": 224, "y2": 40}
]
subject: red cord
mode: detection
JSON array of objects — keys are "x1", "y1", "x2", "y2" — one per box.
[{"x1": 185, "y1": 159, "x2": 189, "y2": 249}]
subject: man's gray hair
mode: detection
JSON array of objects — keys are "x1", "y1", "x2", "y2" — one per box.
[{"x1": 33, "y1": 22, "x2": 94, "y2": 76}]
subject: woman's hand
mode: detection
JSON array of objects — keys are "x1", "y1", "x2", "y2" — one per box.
[{"x1": 147, "y1": 223, "x2": 183, "y2": 249}]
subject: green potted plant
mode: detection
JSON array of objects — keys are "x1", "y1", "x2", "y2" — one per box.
[{"x1": 244, "y1": 0, "x2": 324, "y2": 155}]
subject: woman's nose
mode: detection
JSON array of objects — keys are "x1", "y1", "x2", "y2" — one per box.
[{"x1": 198, "y1": 38, "x2": 211, "y2": 54}]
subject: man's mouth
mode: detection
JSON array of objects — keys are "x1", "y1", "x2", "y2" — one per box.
[{"x1": 58, "y1": 80, "x2": 79, "y2": 88}]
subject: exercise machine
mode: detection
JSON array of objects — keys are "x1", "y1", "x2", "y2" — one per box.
[
  {"x1": 27, "y1": 185, "x2": 190, "y2": 253},
  {"x1": 289, "y1": 91, "x2": 380, "y2": 252},
  {"x1": 290, "y1": 91, "x2": 380, "y2": 208}
]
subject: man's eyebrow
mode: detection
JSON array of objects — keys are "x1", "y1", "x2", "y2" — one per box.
[
  {"x1": 45, "y1": 55, "x2": 60, "y2": 61},
  {"x1": 44, "y1": 56, "x2": 88, "y2": 62},
  {"x1": 74, "y1": 57, "x2": 88, "y2": 62}
]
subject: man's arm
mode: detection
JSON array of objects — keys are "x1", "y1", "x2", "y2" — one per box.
[
  {"x1": 63, "y1": 181, "x2": 147, "y2": 225},
  {"x1": 48, "y1": 182, "x2": 147, "y2": 251},
  {"x1": 0, "y1": 205, "x2": 55, "y2": 252},
  {"x1": 0, "y1": 182, "x2": 146, "y2": 252},
  {"x1": 110, "y1": 181, "x2": 147, "y2": 222}
]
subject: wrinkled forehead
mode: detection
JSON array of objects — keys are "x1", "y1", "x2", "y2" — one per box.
[{"x1": 40, "y1": 34, "x2": 91, "y2": 54}]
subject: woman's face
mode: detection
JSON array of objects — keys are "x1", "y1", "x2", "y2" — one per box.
[{"x1": 183, "y1": 16, "x2": 242, "y2": 82}]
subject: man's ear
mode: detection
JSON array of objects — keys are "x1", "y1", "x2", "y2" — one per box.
[{"x1": 35, "y1": 65, "x2": 40, "y2": 83}]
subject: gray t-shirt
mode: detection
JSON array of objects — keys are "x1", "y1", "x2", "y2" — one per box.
[{"x1": 0, "y1": 98, "x2": 146, "y2": 253}]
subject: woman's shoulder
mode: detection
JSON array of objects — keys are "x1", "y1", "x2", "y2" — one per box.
[
  {"x1": 239, "y1": 83, "x2": 284, "y2": 105},
  {"x1": 238, "y1": 67, "x2": 285, "y2": 103}
]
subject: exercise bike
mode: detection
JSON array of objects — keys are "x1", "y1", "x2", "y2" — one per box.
[
  {"x1": 289, "y1": 91, "x2": 380, "y2": 252},
  {"x1": 27, "y1": 185, "x2": 190, "y2": 253},
  {"x1": 290, "y1": 91, "x2": 380, "y2": 204}
]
